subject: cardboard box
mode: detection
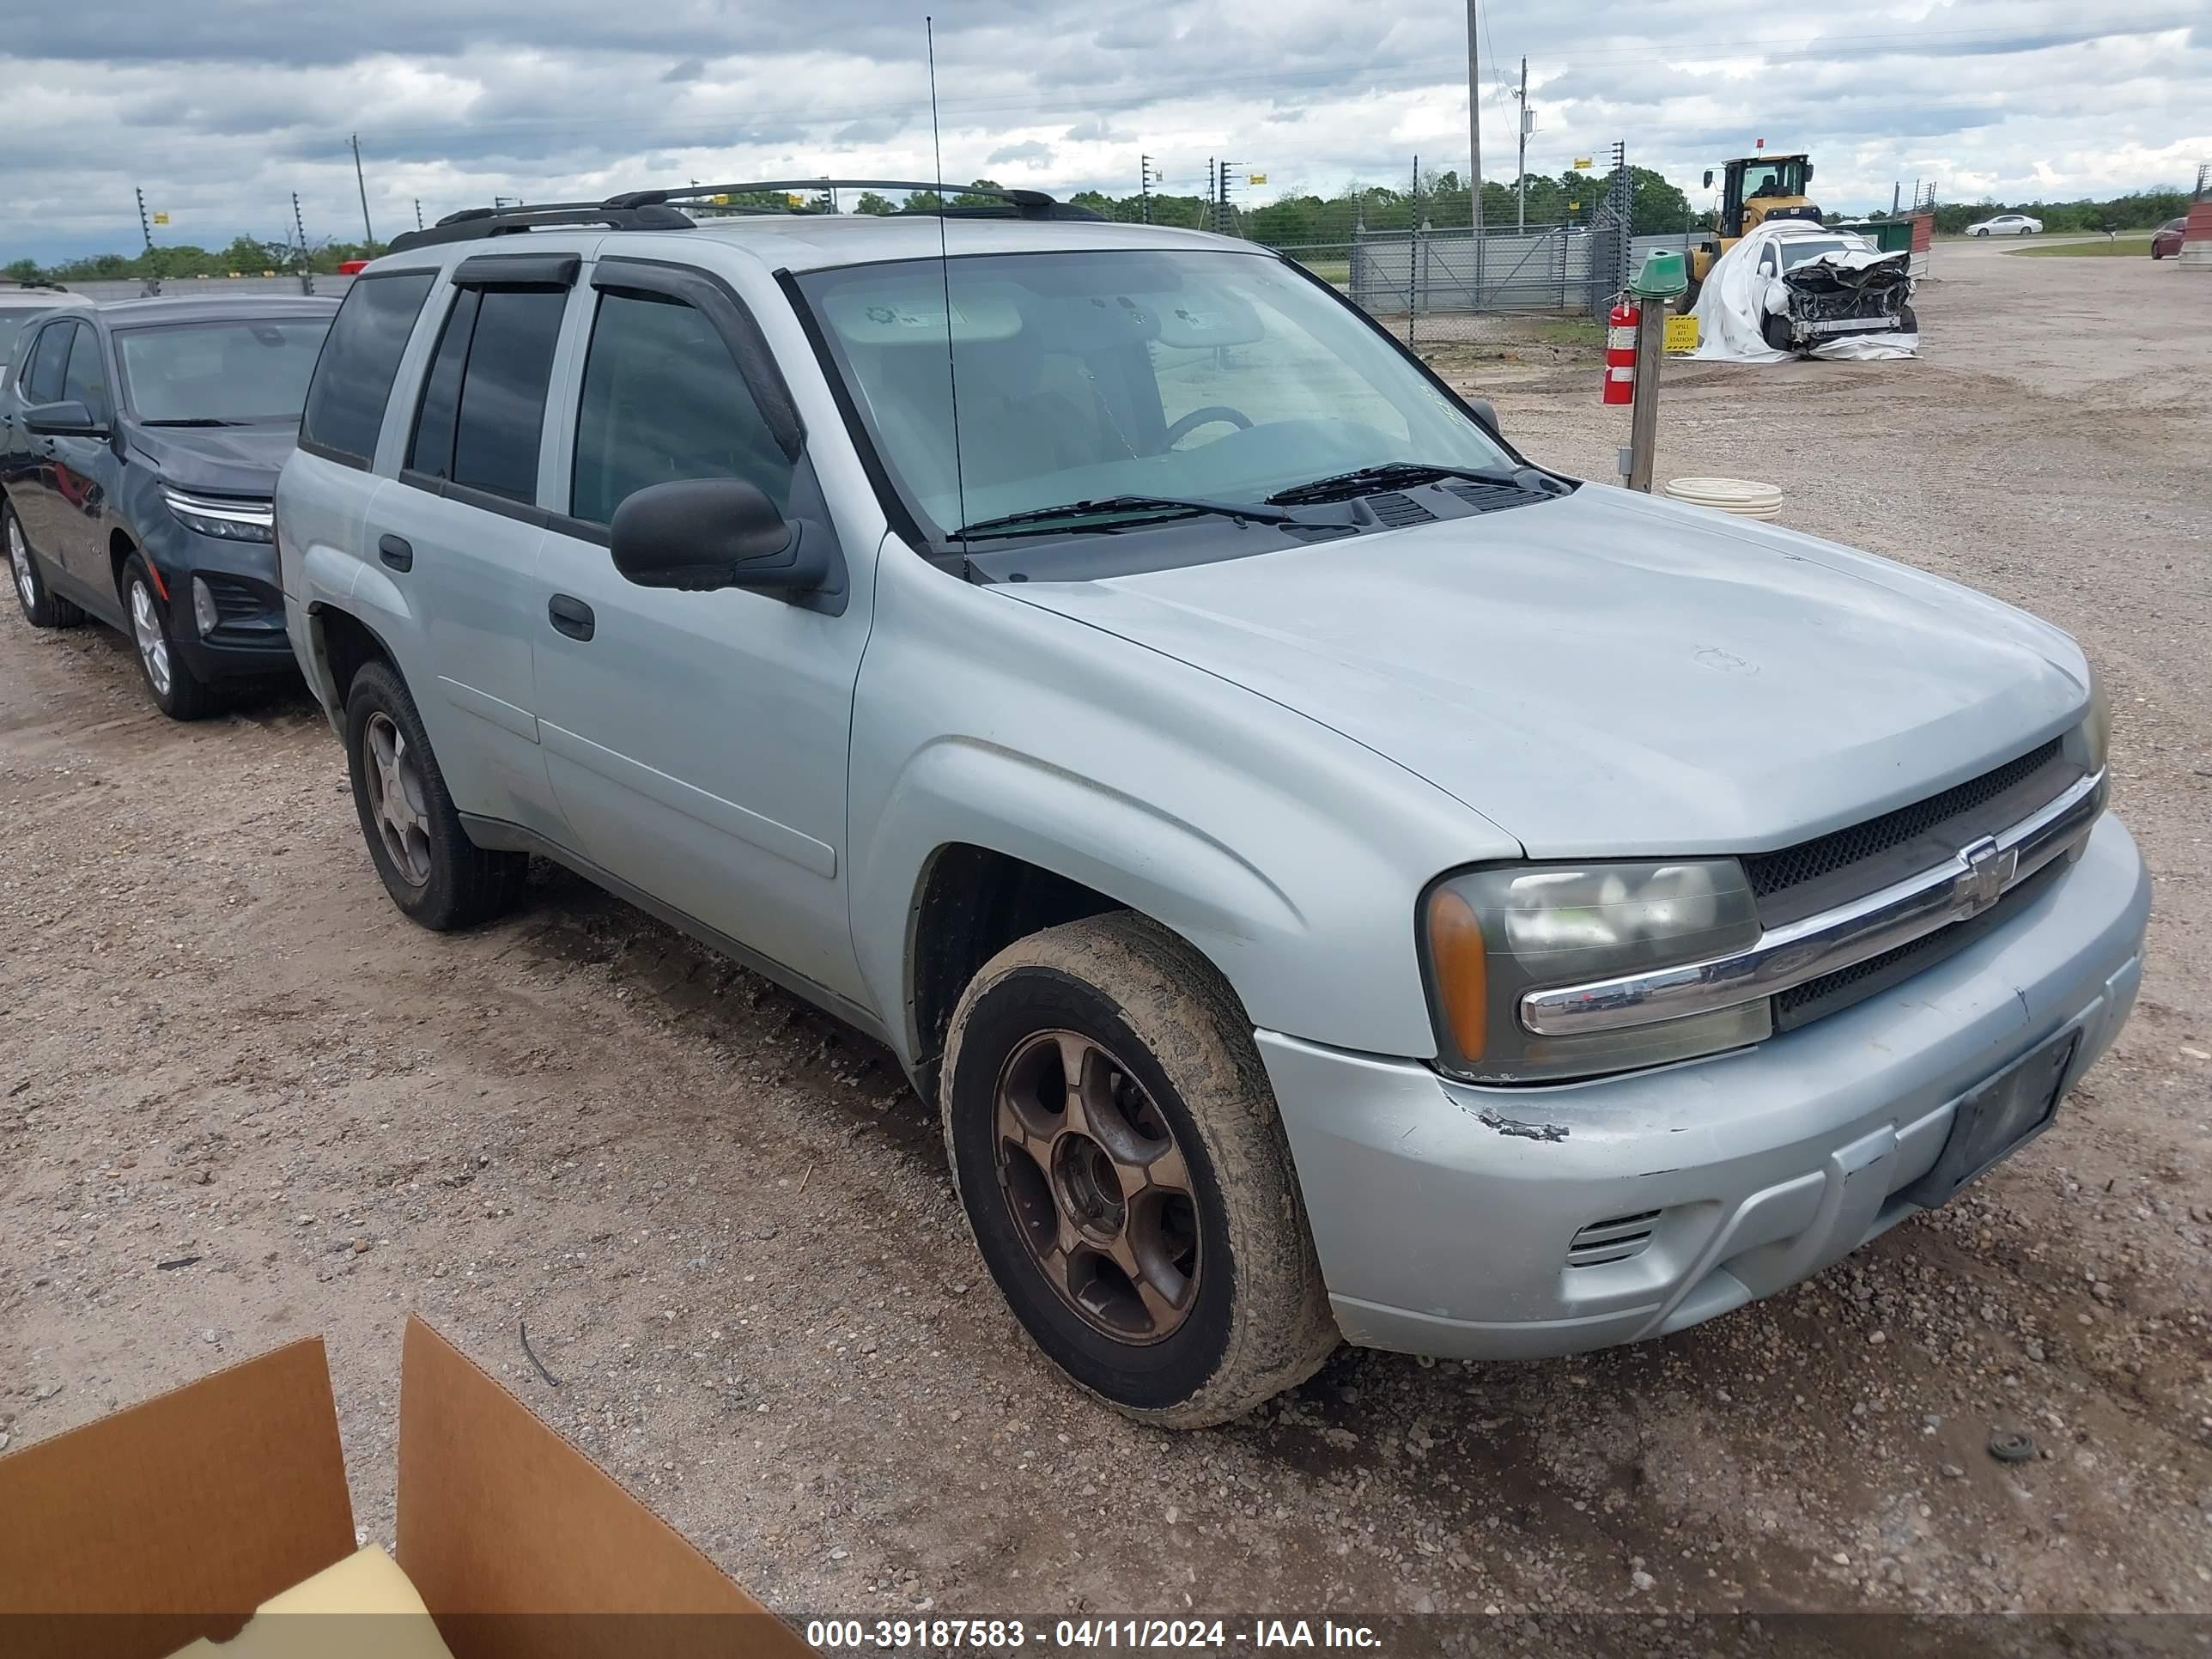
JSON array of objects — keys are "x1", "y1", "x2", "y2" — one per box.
[{"x1": 0, "y1": 1316, "x2": 812, "y2": 1659}]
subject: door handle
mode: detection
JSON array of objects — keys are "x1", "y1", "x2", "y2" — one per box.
[
  {"x1": 547, "y1": 593, "x2": 595, "y2": 641},
  {"x1": 378, "y1": 533, "x2": 413, "y2": 572}
]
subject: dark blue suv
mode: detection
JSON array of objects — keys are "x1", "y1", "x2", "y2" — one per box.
[{"x1": 1, "y1": 295, "x2": 337, "y2": 717}]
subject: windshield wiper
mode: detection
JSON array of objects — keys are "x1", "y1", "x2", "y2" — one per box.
[
  {"x1": 138, "y1": 417, "x2": 248, "y2": 428},
  {"x1": 954, "y1": 494, "x2": 1292, "y2": 540},
  {"x1": 1267, "y1": 460, "x2": 1555, "y2": 506}
]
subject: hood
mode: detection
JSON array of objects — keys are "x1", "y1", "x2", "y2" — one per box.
[
  {"x1": 124, "y1": 421, "x2": 299, "y2": 495},
  {"x1": 1003, "y1": 485, "x2": 2089, "y2": 858}
]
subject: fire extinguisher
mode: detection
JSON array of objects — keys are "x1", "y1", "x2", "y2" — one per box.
[{"x1": 1602, "y1": 299, "x2": 1638, "y2": 405}]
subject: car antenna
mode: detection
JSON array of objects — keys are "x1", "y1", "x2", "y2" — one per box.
[{"x1": 926, "y1": 15, "x2": 971, "y2": 556}]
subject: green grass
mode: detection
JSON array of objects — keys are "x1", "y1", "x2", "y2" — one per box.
[
  {"x1": 2007, "y1": 235, "x2": 2155, "y2": 258},
  {"x1": 1285, "y1": 256, "x2": 1351, "y2": 285},
  {"x1": 1531, "y1": 318, "x2": 1604, "y2": 348}
]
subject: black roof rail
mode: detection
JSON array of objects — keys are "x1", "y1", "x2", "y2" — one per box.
[
  {"x1": 387, "y1": 179, "x2": 1103, "y2": 253},
  {"x1": 606, "y1": 179, "x2": 1101, "y2": 221},
  {"x1": 387, "y1": 201, "x2": 696, "y2": 253},
  {"x1": 1, "y1": 278, "x2": 72, "y2": 294}
]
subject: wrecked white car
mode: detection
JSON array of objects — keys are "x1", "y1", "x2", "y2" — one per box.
[{"x1": 1693, "y1": 222, "x2": 1917, "y2": 362}]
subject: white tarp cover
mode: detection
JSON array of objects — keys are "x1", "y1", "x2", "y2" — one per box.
[{"x1": 1690, "y1": 222, "x2": 1917, "y2": 363}]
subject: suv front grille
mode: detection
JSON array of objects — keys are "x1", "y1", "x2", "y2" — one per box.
[
  {"x1": 1772, "y1": 856, "x2": 2067, "y2": 1031},
  {"x1": 1745, "y1": 738, "x2": 2070, "y2": 927}
]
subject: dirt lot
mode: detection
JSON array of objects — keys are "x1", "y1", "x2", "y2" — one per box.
[{"x1": 3, "y1": 238, "x2": 2208, "y2": 1626}]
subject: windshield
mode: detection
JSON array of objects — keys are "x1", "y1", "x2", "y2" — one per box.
[
  {"x1": 114, "y1": 318, "x2": 333, "y2": 423},
  {"x1": 1777, "y1": 239, "x2": 1855, "y2": 270},
  {"x1": 796, "y1": 248, "x2": 1510, "y2": 539}
]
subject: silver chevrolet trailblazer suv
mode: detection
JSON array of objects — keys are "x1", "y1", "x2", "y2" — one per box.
[{"x1": 276, "y1": 182, "x2": 2148, "y2": 1425}]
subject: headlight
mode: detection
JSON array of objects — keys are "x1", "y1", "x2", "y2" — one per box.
[
  {"x1": 164, "y1": 488, "x2": 274, "y2": 544},
  {"x1": 2079, "y1": 664, "x2": 2110, "y2": 775},
  {"x1": 1423, "y1": 860, "x2": 1768, "y2": 1083}
]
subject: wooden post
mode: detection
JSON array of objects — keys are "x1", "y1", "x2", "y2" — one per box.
[{"x1": 1626, "y1": 301, "x2": 1664, "y2": 492}]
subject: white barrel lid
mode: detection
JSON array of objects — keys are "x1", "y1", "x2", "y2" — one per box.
[{"x1": 1662, "y1": 476, "x2": 1784, "y2": 519}]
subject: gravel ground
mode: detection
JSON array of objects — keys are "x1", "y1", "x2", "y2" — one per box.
[{"x1": 3, "y1": 238, "x2": 2208, "y2": 1625}]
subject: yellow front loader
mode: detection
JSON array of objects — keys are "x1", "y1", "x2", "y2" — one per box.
[{"x1": 1680, "y1": 153, "x2": 1824, "y2": 307}]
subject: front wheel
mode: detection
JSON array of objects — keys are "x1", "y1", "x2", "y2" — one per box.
[
  {"x1": 343, "y1": 659, "x2": 525, "y2": 929},
  {"x1": 123, "y1": 555, "x2": 218, "y2": 720},
  {"x1": 941, "y1": 912, "x2": 1338, "y2": 1427}
]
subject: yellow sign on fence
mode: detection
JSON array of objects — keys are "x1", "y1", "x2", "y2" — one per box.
[{"x1": 1664, "y1": 314, "x2": 1701, "y2": 354}]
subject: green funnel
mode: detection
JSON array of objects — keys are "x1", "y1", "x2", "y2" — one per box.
[{"x1": 1631, "y1": 248, "x2": 1688, "y2": 299}]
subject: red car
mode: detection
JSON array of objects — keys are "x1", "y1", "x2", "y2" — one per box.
[{"x1": 2151, "y1": 217, "x2": 2187, "y2": 258}]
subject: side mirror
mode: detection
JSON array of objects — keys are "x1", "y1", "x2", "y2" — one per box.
[
  {"x1": 1469, "y1": 398, "x2": 1502, "y2": 437},
  {"x1": 1803, "y1": 163, "x2": 1814, "y2": 183},
  {"x1": 24, "y1": 398, "x2": 106, "y2": 438},
  {"x1": 1703, "y1": 169, "x2": 1714, "y2": 189},
  {"x1": 609, "y1": 477, "x2": 828, "y2": 595}
]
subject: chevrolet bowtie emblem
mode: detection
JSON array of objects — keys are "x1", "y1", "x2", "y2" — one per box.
[{"x1": 1960, "y1": 836, "x2": 2015, "y2": 917}]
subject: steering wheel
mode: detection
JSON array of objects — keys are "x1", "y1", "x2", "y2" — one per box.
[{"x1": 1164, "y1": 405, "x2": 1255, "y2": 448}]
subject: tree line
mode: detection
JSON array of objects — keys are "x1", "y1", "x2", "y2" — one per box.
[{"x1": 7, "y1": 177, "x2": 2197, "y2": 284}]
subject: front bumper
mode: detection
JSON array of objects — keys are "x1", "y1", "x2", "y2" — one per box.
[
  {"x1": 1261, "y1": 812, "x2": 2149, "y2": 1361},
  {"x1": 154, "y1": 543, "x2": 293, "y2": 680}
]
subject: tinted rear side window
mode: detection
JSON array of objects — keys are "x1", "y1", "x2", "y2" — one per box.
[
  {"x1": 300, "y1": 272, "x2": 435, "y2": 466},
  {"x1": 447, "y1": 288, "x2": 566, "y2": 502},
  {"x1": 405, "y1": 288, "x2": 481, "y2": 480}
]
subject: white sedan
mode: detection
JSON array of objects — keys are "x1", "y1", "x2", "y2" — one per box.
[{"x1": 1966, "y1": 213, "x2": 2043, "y2": 236}]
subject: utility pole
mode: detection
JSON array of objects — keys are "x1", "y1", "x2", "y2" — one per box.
[
  {"x1": 1466, "y1": 0, "x2": 1482, "y2": 234},
  {"x1": 1515, "y1": 57, "x2": 1529, "y2": 234},
  {"x1": 1890, "y1": 181, "x2": 1901, "y2": 217},
  {"x1": 1206, "y1": 159, "x2": 1216, "y2": 233},
  {"x1": 291, "y1": 191, "x2": 314, "y2": 295},
  {"x1": 1218, "y1": 161, "x2": 1239, "y2": 236},
  {"x1": 414, "y1": 198, "x2": 424, "y2": 231},
  {"x1": 350, "y1": 133, "x2": 374, "y2": 248},
  {"x1": 1139, "y1": 154, "x2": 1157, "y2": 224}
]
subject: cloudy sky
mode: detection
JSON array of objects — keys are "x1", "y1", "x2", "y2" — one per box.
[{"x1": 3, "y1": 1, "x2": 2205, "y2": 262}]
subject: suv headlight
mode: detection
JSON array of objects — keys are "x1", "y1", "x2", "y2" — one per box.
[
  {"x1": 2079, "y1": 665, "x2": 2110, "y2": 775},
  {"x1": 164, "y1": 488, "x2": 274, "y2": 544},
  {"x1": 1423, "y1": 860, "x2": 1768, "y2": 1083}
]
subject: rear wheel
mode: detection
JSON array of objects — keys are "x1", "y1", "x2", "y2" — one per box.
[
  {"x1": 1899, "y1": 302, "x2": 1920, "y2": 335},
  {"x1": 6, "y1": 501, "x2": 84, "y2": 629},
  {"x1": 941, "y1": 912, "x2": 1338, "y2": 1426},
  {"x1": 1760, "y1": 311, "x2": 1795, "y2": 354},
  {"x1": 123, "y1": 555, "x2": 218, "y2": 720},
  {"x1": 343, "y1": 659, "x2": 525, "y2": 929}
]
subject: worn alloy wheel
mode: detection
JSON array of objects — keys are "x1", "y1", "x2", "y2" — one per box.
[
  {"x1": 342, "y1": 658, "x2": 525, "y2": 930},
  {"x1": 9, "y1": 513, "x2": 33, "y2": 611},
  {"x1": 120, "y1": 554, "x2": 216, "y2": 719},
  {"x1": 943, "y1": 912, "x2": 1338, "y2": 1426},
  {"x1": 362, "y1": 711, "x2": 434, "y2": 887},
  {"x1": 129, "y1": 578, "x2": 172, "y2": 697},
  {"x1": 994, "y1": 1030, "x2": 1202, "y2": 1344},
  {"x1": 5, "y1": 502, "x2": 83, "y2": 629}
]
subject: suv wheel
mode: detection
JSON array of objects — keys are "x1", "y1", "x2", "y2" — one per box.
[
  {"x1": 123, "y1": 554, "x2": 218, "y2": 720},
  {"x1": 6, "y1": 501, "x2": 84, "y2": 629},
  {"x1": 941, "y1": 912, "x2": 1338, "y2": 1426},
  {"x1": 343, "y1": 659, "x2": 524, "y2": 929}
]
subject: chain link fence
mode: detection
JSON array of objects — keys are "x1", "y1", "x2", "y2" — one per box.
[{"x1": 1271, "y1": 148, "x2": 1633, "y2": 347}]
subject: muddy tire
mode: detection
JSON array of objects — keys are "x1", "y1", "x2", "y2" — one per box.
[
  {"x1": 7, "y1": 501, "x2": 85, "y2": 629},
  {"x1": 940, "y1": 912, "x2": 1339, "y2": 1427},
  {"x1": 343, "y1": 659, "x2": 525, "y2": 930}
]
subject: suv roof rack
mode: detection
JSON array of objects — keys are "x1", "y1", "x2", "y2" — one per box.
[{"x1": 386, "y1": 179, "x2": 1101, "y2": 252}]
